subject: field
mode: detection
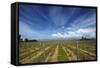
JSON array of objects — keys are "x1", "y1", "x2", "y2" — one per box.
[{"x1": 19, "y1": 40, "x2": 96, "y2": 64}]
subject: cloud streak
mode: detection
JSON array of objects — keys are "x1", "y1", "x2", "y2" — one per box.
[
  {"x1": 19, "y1": 21, "x2": 41, "y2": 40},
  {"x1": 19, "y1": 5, "x2": 96, "y2": 40},
  {"x1": 71, "y1": 14, "x2": 96, "y2": 28}
]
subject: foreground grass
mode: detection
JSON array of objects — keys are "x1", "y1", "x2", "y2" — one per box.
[
  {"x1": 58, "y1": 45, "x2": 68, "y2": 61},
  {"x1": 19, "y1": 40, "x2": 96, "y2": 64}
]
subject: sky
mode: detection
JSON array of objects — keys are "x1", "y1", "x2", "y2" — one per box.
[{"x1": 19, "y1": 4, "x2": 96, "y2": 40}]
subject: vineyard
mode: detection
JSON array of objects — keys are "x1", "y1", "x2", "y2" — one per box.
[{"x1": 19, "y1": 40, "x2": 96, "y2": 64}]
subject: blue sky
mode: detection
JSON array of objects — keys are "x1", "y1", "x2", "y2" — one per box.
[{"x1": 19, "y1": 4, "x2": 96, "y2": 40}]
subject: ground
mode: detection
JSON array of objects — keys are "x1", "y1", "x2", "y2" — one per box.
[{"x1": 19, "y1": 40, "x2": 96, "y2": 64}]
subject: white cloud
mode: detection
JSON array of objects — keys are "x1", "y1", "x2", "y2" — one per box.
[
  {"x1": 77, "y1": 28, "x2": 95, "y2": 34},
  {"x1": 51, "y1": 32, "x2": 64, "y2": 38},
  {"x1": 51, "y1": 28, "x2": 96, "y2": 39},
  {"x1": 76, "y1": 28, "x2": 96, "y2": 38},
  {"x1": 51, "y1": 31, "x2": 80, "y2": 39}
]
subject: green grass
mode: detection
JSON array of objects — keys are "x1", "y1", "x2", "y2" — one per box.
[
  {"x1": 19, "y1": 40, "x2": 96, "y2": 64},
  {"x1": 58, "y1": 45, "x2": 68, "y2": 61}
]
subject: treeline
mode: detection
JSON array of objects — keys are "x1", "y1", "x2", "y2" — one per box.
[
  {"x1": 80, "y1": 36, "x2": 95, "y2": 40},
  {"x1": 19, "y1": 34, "x2": 38, "y2": 42}
]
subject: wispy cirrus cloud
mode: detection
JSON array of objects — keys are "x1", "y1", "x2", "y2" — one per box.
[
  {"x1": 49, "y1": 7, "x2": 80, "y2": 26},
  {"x1": 70, "y1": 13, "x2": 96, "y2": 29},
  {"x1": 19, "y1": 5, "x2": 96, "y2": 40},
  {"x1": 19, "y1": 21, "x2": 41, "y2": 40}
]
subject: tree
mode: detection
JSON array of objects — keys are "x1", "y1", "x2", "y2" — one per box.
[
  {"x1": 81, "y1": 36, "x2": 87, "y2": 40},
  {"x1": 19, "y1": 34, "x2": 23, "y2": 41},
  {"x1": 24, "y1": 38, "x2": 28, "y2": 42}
]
